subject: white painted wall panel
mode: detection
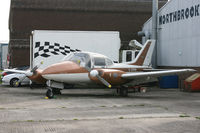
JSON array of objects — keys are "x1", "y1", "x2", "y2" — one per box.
[{"x1": 32, "y1": 30, "x2": 120, "y2": 69}]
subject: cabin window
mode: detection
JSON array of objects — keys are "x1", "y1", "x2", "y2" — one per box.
[
  {"x1": 135, "y1": 51, "x2": 139, "y2": 58},
  {"x1": 126, "y1": 51, "x2": 132, "y2": 62},
  {"x1": 105, "y1": 58, "x2": 113, "y2": 66},
  {"x1": 94, "y1": 57, "x2": 106, "y2": 66},
  {"x1": 86, "y1": 60, "x2": 91, "y2": 68}
]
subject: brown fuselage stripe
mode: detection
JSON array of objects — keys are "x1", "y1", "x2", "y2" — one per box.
[{"x1": 42, "y1": 62, "x2": 149, "y2": 75}]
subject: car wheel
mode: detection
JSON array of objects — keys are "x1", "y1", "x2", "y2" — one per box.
[{"x1": 10, "y1": 78, "x2": 21, "y2": 87}]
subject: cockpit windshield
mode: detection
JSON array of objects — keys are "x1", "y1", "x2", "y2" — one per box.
[
  {"x1": 64, "y1": 52, "x2": 91, "y2": 68},
  {"x1": 62, "y1": 52, "x2": 114, "y2": 68}
]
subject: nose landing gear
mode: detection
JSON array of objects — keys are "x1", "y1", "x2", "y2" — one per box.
[
  {"x1": 46, "y1": 87, "x2": 62, "y2": 99},
  {"x1": 46, "y1": 87, "x2": 54, "y2": 99},
  {"x1": 46, "y1": 80, "x2": 63, "y2": 99}
]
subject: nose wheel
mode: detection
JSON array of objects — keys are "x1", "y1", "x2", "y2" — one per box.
[
  {"x1": 46, "y1": 87, "x2": 62, "y2": 99},
  {"x1": 46, "y1": 87, "x2": 54, "y2": 99}
]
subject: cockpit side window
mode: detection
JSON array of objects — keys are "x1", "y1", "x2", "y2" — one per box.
[
  {"x1": 86, "y1": 60, "x2": 91, "y2": 68},
  {"x1": 94, "y1": 57, "x2": 106, "y2": 66}
]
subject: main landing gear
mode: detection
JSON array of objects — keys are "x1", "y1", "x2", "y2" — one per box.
[
  {"x1": 116, "y1": 86, "x2": 147, "y2": 97},
  {"x1": 46, "y1": 87, "x2": 62, "y2": 99},
  {"x1": 116, "y1": 86, "x2": 128, "y2": 97}
]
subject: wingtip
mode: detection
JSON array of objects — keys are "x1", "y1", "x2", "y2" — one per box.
[
  {"x1": 190, "y1": 69, "x2": 197, "y2": 72},
  {"x1": 185, "y1": 69, "x2": 197, "y2": 72}
]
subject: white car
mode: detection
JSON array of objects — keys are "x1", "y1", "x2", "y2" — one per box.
[{"x1": 2, "y1": 73, "x2": 30, "y2": 87}]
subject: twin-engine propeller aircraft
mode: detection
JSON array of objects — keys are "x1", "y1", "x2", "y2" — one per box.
[{"x1": 5, "y1": 40, "x2": 195, "y2": 98}]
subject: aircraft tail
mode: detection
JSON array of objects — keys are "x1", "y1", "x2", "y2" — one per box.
[{"x1": 127, "y1": 40, "x2": 155, "y2": 66}]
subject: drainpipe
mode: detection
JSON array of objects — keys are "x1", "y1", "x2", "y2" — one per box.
[{"x1": 152, "y1": 0, "x2": 158, "y2": 68}]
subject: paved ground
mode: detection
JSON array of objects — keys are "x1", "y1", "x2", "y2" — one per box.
[{"x1": 0, "y1": 85, "x2": 200, "y2": 133}]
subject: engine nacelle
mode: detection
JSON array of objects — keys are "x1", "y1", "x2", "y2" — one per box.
[
  {"x1": 89, "y1": 69, "x2": 127, "y2": 86},
  {"x1": 28, "y1": 69, "x2": 47, "y2": 84}
]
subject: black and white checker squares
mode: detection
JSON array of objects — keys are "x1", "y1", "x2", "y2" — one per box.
[{"x1": 34, "y1": 42, "x2": 81, "y2": 58}]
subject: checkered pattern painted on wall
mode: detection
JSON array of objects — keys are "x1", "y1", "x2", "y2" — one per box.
[{"x1": 34, "y1": 42, "x2": 80, "y2": 58}]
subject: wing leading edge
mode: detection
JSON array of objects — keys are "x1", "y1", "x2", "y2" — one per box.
[{"x1": 121, "y1": 69, "x2": 195, "y2": 79}]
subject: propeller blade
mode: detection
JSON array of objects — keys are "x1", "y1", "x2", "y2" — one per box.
[
  {"x1": 24, "y1": 70, "x2": 34, "y2": 77},
  {"x1": 96, "y1": 74, "x2": 112, "y2": 88},
  {"x1": 31, "y1": 61, "x2": 44, "y2": 73},
  {"x1": 89, "y1": 70, "x2": 112, "y2": 88},
  {"x1": 4, "y1": 61, "x2": 43, "y2": 77},
  {"x1": 19, "y1": 75, "x2": 27, "y2": 83},
  {"x1": 85, "y1": 62, "x2": 112, "y2": 88},
  {"x1": 31, "y1": 66, "x2": 38, "y2": 73},
  {"x1": 15, "y1": 75, "x2": 27, "y2": 86}
]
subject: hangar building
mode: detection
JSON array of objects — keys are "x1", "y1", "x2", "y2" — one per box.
[
  {"x1": 9, "y1": 0, "x2": 167, "y2": 67},
  {"x1": 141, "y1": 0, "x2": 200, "y2": 70}
]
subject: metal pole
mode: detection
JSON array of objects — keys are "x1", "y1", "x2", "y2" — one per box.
[{"x1": 152, "y1": 0, "x2": 158, "y2": 67}]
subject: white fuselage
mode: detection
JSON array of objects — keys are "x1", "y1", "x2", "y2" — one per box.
[{"x1": 42, "y1": 73, "x2": 93, "y2": 85}]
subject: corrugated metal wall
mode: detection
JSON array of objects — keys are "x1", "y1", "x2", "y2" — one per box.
[
  {"x1": 143, "y1": 0, "x2": 200, "y2": 67},
  {"x1": 0, "y1": 43, "x2": 8, "y2": 69}
]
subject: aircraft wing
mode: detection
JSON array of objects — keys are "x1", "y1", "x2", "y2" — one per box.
[{"x1": 121, "y1": 69, "x2": 195, "y2": 79}]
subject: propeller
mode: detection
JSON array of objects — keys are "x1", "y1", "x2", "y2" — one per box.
[
  {"x1": 6, "y1": 61, "x2": 44, "y2": 86},
  {"x1": 14, "y1": 76, "x2": 27, "y2": 87},
  {"x1": 30, "y1": 61, "x2": 44, "y2": 75},
  {"x1": 85, "y1": 66, "x2": 112, "y2": 88}
]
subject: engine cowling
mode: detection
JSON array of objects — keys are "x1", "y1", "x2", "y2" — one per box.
[
  {"x1": 89, "y1": 69, "x2": 127, "y2": 86},
  {"x1": 28, "y1": 69, "x2": 47, "y2": 84}
]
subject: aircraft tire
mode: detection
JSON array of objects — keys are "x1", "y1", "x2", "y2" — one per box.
[
  {"x1": 119, "y1": 87, "x2": 128, "y2": 97},
  {"x1": 46, "y1": 88, "x2": 54, "y2": 99}
]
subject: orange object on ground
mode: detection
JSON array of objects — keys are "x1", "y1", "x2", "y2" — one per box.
[{"x1": 184, "y1": 73, "x2": 200, "y2": 91}]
